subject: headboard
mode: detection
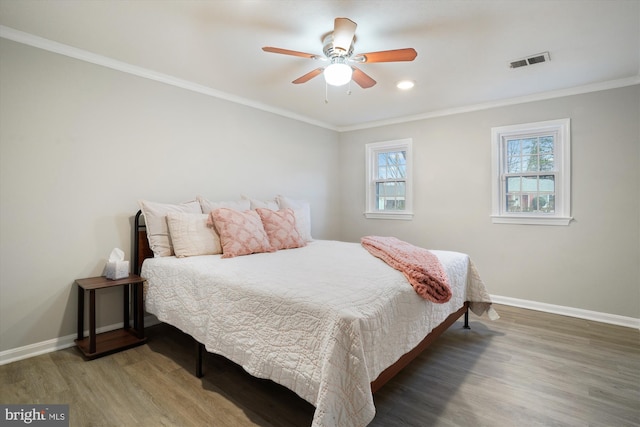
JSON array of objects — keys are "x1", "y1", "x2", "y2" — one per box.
[{"x1": 134, "y1": 210, "x2": 153, "y2": 275}]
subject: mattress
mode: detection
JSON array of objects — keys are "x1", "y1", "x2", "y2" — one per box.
[{"x1": 142, "y1": 240, "x2": 494, "y2": 427}]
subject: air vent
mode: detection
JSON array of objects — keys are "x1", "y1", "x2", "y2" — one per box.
[
  {"x1": 510, "y1": 59, "x2": 529, "y2": 69},
  {"x1": 510, "y1": 51, "x2": 551, "y2": 69}
]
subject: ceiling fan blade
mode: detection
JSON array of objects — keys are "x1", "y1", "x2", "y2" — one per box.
[
  {"x1": 262, "y1": 46, "x2": 318, "y2": 59},
  {"x1": 351, "y1": 67, "x2": 376, "y2": 88},
  {"x1": 292, "y1": 68, "x2": 324, "y2": 84},
  {"x1": 333, "y1": 17, "x2": 357, "y2": 53},
  {"x1": 355, "y1": 48, "x2": 418, "y2": 63}
]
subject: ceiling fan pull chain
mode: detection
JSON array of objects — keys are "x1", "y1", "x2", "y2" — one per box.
[{"x1": 325, "y1": 82, "x2": 329, "y2": 104}]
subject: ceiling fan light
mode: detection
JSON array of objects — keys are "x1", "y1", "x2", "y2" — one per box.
[{"x1": 324, "y1": 63, "x2": 353, "y2": 86}]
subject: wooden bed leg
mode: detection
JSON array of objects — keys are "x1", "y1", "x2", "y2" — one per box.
[
  {"x1": 196, "y1": 341, "x2": 204, "y2": 378},
  {"x1": 463, "y1": 307, "x2": 471, "y2": 329}
]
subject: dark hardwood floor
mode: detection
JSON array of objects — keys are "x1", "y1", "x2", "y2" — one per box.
[{"x1": 1, "y1": 304, "x2": 638, "y2": 426}]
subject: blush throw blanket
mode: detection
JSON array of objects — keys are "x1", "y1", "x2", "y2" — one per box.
[{"x1": 361, "y1": 235, "x2": 452, "y2": 303}]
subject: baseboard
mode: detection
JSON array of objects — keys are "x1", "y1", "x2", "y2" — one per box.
[
  {"x1": 0, "y1": 315, "x2": 160, "y2": 366},
  {"x1": 3, "y1": 298, "x2": 638, "y2": 365},
  {"x1": 490, "y1": 295, "x2": 640, "y2": 330}
]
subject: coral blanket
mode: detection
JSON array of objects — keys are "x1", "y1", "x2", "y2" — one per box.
[{"x1": 361, "y1": 236, "x2": 452, "y2": 303}]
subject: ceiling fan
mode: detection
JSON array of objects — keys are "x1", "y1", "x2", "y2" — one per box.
[{"x1": 262, "y1": 17, "x2": 417, "y2": 89}]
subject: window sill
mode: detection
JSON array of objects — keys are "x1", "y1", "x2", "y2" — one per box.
[
  {"x1": 364, "y1": 211, "x2": 414, "y2": 220},
  {"x1": 491, "y1": 215, "x2": 573, "y2": 226}
]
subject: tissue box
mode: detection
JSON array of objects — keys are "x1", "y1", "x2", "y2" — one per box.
[{"x1": 105, "y1": 261, "x2": 130, "y2": 280}]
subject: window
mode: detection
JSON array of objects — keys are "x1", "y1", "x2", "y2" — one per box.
[
  {"x1": 491, "y1": 119, "x2": 572, "y2": 225},
  {"x1": 365, "y1": 138, "x2": 413, "y2": 220}
]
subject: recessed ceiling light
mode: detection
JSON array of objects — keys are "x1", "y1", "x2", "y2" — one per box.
[{"x1": 396, "y1": 80, "x2": 415, "y2": 90}]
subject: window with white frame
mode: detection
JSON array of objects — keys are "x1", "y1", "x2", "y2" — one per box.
[
  {"x1": 365, "y1": 138, "x2": 413, "y2": 220},
  {"x1": 491, "y1": 119, "x2": 572, "y2": 225}
]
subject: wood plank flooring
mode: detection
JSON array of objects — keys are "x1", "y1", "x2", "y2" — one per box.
[{"x1": 1, "y1": 304, "x2": 638, "y2": 426}]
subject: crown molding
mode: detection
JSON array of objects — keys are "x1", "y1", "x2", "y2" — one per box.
[
  {"x1": 2, "y1": 25, "x2": 637, "y2": 133},
  {"x1": 0, "y1": 25, "x2": 337, "y2": 131},
  {"x1": 338, "y1": 75, "x2": 640, "y2": 132}
]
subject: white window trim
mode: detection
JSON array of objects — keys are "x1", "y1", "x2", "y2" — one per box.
[
  {"x1": 365, "y1": 138, "x2": 414, "y2": 220},
  {"x1": 491, "y1": 118, "x2": 572, "y2": 226}
]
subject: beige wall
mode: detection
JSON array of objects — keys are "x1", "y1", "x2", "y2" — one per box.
[
  {"x1": 0, "y1": 39, "x2": 340, "y2": 352},
  {"x1": 338, "y1": 85, "x2": 640, "y2": 319},
  {"x1": 1, "y1": 37, "x2": 638, "y2": 356}
]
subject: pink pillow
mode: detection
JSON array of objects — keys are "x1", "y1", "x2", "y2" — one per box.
[
  {"x1": 209, "y1": 208, "x2": 274, "y2": 258},
  {"x1": 256, "y1": 208, "x2": 306, "y2": 250}
]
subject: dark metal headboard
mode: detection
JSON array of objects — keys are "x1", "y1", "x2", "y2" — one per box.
[{"x1": 133, "y1": 210, "x2": 153, "y2": 275}]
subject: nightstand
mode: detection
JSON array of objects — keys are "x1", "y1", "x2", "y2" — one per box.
[{"x1": 75, "y1": 274, "x2": 147, "y2": 359}]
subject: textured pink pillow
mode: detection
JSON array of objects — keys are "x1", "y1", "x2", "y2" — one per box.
[
  {"x1": 209, "y1": 208, "x2": 274, "y2": 258},
  {"x1": 256, "y1": 208, "x2": 306, "y2": 250}
]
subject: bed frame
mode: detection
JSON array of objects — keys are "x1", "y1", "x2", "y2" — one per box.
[{"x1": 133, "y1": 210, "x2": 470, "y2": 393}]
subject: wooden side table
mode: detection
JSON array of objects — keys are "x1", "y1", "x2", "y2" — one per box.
[{"x1": 75, "y1": 274, "x2": 147, "y2": 359}]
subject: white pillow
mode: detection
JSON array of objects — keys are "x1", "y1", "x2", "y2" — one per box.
[
  {"x1": 275, "y1": 195, "x2": 313, "y2": 242},
  {"x1": 166, "y1": 212, "x2": 222, "y2": 257},
  {"x1": 197, "y1": 196, "x2": 250, "y2": 214},
  {"x1": 138, "y1": 199, "x2": 202, "y2": 257},
  {"x1": 241, "y1": 195, "x2": 279, "y2": 210}
]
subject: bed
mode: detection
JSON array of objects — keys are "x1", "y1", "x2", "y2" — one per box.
[{"x1": 134, "y1": 202, "x2": 496, "y2": 427}]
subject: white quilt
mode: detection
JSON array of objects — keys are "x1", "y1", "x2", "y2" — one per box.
[{"x1": 142, "y1": 240, "x2": 495, "y2": 427}]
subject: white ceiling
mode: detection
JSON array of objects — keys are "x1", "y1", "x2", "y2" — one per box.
[{"x1": 1, "y1": 0, "x2": 638, "y2": 130}]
